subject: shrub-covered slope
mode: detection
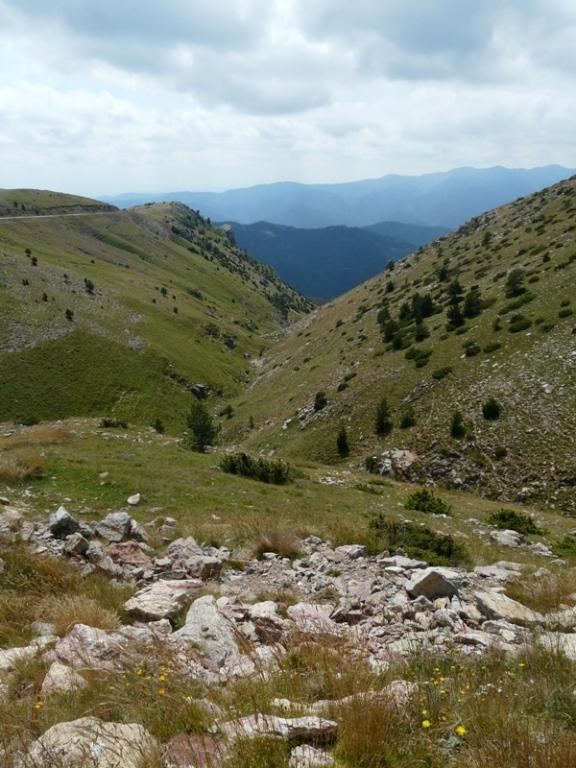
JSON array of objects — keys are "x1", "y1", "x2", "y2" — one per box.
[
  {"x1": 230, "y1": 176, "x2": 576, "y2": 512},
  {"x1": 0, "y1": 195, "x2": 311, "y2": 428}
]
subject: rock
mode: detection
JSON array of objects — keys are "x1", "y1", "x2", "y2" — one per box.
[
  {"x1": 475, "y1": 589, "x2": 543, "y2": 627},
  {"x1": 490, "y1": 529, "x2": 524, "y2": 548},
  {"x1": 95, "y1": 512, "x2": 136, "y2": 543},
  {"x1": 48, "y1": 506, "x2": 80, "y2": 539},
  {"x1": 40, "y1": 662, "x2": 86, "y2": 696},
  {"x1": 379, "y1": 555, "x2": 427, "y2": 569},
  {"x1": 0, "y1": 507, "x2": 23, "y2": 543},
  {"x1": 126, "y1": 493, "x2": 141, "y2": 506},
  {"x1": 123, "y1": 579, "x2": 202, "y2": 622},
  {"x1": 406, "y1": 568, "x2": 461, "y2": 600},
  {"x1": 105, "y1": 540, "x2": 153, "y2": 569},
  {"x1": 290, "y1": 745, "x2": 335, "y2": 767},
  {"x1": 185, "y1": 555, "x2": 223, "y2": 580},
  {"x1": 287, "y1": 604, "x2": 340, "y2": 635},
  {"x1": 335, "y1": 545, "x2": 367, "y2": 559},
  {"x1": 167, "y1": 536, "x2": 204, "y2": 559},
  {"x1": 19, "y1": 717, "x2": 158, "y2": 767},
  {"x1": 0, "y1": 645, "x2": 38, "y2": 674},
  {"x1": 540, "y1": 633, "x2": 576, "y2": 661},
  {"x1": 175, "y1": 595, "x2": 239, "y2": 665},
  {"x1": 221, "y1": 715, "x2": 337, "y2": 745},
  {"x1": 63, "y1": 532, "x2": 89, "y2": 556}
]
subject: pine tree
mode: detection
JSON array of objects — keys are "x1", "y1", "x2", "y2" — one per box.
[
  {"x1": 375, "y1": 398, "x2": 393, "y2": 436},
  {"x1": 314, "y1": 391, "x2": 328, "y2": 411},
  {"x1": 505, "y1": 269, "x2": 526, "y2": 298},
  {"x1": 482, "y1": 397, "x2": 502, "y2": 420},
  {"x1": 463, "y1": 286, "x2": 482, "y2": 318},
  {"x1": 186, "y1": 400, "x2": 217, "y2": 452},
  {"x1": 336, "y1": 425, "x2": 350, "y2": 458}
]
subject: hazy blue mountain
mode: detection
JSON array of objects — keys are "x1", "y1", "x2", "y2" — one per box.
[
  {"x1": 103, "y1": 165, "x2": 574, "y2": 228},
  {"x1": 363, "y1": 221, "x2": 451, "y2": 246},
  {"x1": 225, "y1": 221, "x2": 416, "y2": 300}
]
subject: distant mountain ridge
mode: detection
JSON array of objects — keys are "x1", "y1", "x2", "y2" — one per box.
[
  {"x1": 101, "y1": 165, "x2": 575, "y2": 229},
  {"x1": 225, "y1": 220, "x2": 449, "y2": 300}
]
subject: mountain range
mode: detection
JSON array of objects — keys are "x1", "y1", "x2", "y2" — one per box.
[{"x1": 101, "y1": 165, "x2": 574, "y2": 228}]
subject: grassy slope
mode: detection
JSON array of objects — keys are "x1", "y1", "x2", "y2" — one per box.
[
  {"x1": 230, "y1": 177, "x2": 576, "y2": 511},
  {"x1": 0, "y1": 197, "x2": 310, "y2": 429},
  {"x1": 0, "y1": 188, "x2": 115, "y2": 216},
  {"x1": 3, "y1": 419, "x2": 573, "y2": 569}
]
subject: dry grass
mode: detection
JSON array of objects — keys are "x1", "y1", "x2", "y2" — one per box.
[
  {"x1": 506, "y1": 568, "x2": 576, "y2": 613},
  {"x1": 37, "y1": 595, "x2": 120, "y2": 636},
  {"x1": 252, "y1": 529, "x2": 302, "y2": 560},
  {"x1": 0, "y1": 449, "x2": 44, "y2": 482},
  {"x1": 0, "y1": 424, "x2": 72, "y2": 450}
]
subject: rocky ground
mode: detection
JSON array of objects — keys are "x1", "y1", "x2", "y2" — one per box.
[{"x1": 2, "y1": 498, "x2": 576, "y2": 767}]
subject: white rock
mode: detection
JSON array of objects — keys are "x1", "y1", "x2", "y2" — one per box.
[
  {"x1": 127, "y1": 493, "x2": 141, "y2": 506},
  {"x1": 123, "y1": 579, "x2": 202, "y2": 622},
  {"x1": 290, "y1": 745, "x2": 335, "y2": 767},
  {"x1": 221, "y1": 714, "x2": 337, "y2": 745},
  {"x1": 0, "y1": 645, "x2": 38, "y2": 674},
  {"x1": 174, "y1": 595, "x2": 239, "y2": 665},
  {"x1": 475, "y1": 589, "x2": 543, "y2": 627},
  {"x1": 41, "y1": 662, "x2": 87, "y2": 696},
  {"x1": 19, "y1": 717, "x2": 158, "y2": 767},
  {"x1": 490, "y1": 529, "x2": 524, "y2": 548}
]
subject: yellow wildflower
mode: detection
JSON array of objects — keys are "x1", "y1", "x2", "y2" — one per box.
[
  {"x1": 455, "y1": 725, "x2": 467, "y2": 737},
  {"x1": 422, "y1": 719, "x2": 432, "y2": 729}
]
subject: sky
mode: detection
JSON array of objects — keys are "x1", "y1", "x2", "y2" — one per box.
[{"x1": 0, "y1": 0, "x2": 575, "y2": 195}]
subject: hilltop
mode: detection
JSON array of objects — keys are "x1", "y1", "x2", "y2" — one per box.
[
  {"x1": 229, "y1": 176, "x2": 576, "y2": 512},
  {"x1": 0, "y1": 194, "x2": 311, "y2": 429}
]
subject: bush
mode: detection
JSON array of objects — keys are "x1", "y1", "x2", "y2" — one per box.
[
  {"x1": 488, "y1": 509, "x2": 542, "y2": 535},
  {"x1": 314, "y1": 391, "x2": 328, "y2": 411},
  {"x1": 482, "y1": 397, "x2": 502, "y2": 420},
  {"x1": 405, "y1": 489, "x2": 452, "y2": 516},
  {"x1": 0, "y1": 450, "x2": 44, "y2": 483},
  {"x1": 186, "y1": 400, "x2": 217, "y2": 452},
  {"x1": 252, "y1": 530, "x2": 301, "y2": 560},
  {"x1": 375, "y1": 398, "x2": 393, "y2": 436},
  {"x1": 152, "y1": 419, "x2": 165, "y2": 434},
  {"x1": 432, "y1": 366, "x2": 452, "y2": 380},
  {"x1": 368, "y1": 515, "x2": 470, "y2": 566},
  {"x1": 450, "y1": 411, "x2": 466, "y2": 439},
  {"x1": 220, "y1": 452, "x2": 290, "y2": 484},
  {"x1": 365, "y1": 456, "x2": 381, "y2": 474},
  {"x1": 336, "y1": 425, "x2": 350, "y2": 458},
  {"x1": 399, "y1": 406, "x2": 416, "y2": 429},
  {"x1": 100, "y1": 418, "x2": 128, "y2": 429}
]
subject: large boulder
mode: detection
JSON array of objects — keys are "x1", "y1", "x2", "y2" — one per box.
[
  {"x1": 406, "y1": 568, "x2": 461, "y2": 600},
  {"x1": 0, "y1": 645, "x2": 38, "y2": 674},
  {"x1": 123, "y1": 579, "x2": 202, "y2": 622},
  {"x1": 95, "y1": 512, "x2": 140, "y2": 543},
  {"x1": 475, "y1": 589, "x2": 543, "y2": 627},
  {"x1": 174, "y1": 595, "x2": 239, "y2": 665},
  {"x1": 19, "y1": 717, "x2": 157, "y2": 767}
]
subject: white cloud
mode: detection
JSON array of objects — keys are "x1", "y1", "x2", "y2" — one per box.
[{"x1": 0, "y1": 0, "x2": 574, "y2": 193}]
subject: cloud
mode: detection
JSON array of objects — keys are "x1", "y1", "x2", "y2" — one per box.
[{"x1": 0, "y1": 0, "x2": 575, "y2": 193}]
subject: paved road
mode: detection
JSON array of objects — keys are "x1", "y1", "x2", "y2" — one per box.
[{"x1": 0, "y1": 211, "x2": 120, "y2": 222}]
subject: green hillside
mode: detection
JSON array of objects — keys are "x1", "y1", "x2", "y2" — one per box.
[
  {"x1": 228, "y1": 176, "x2": 576, "y2": 512},
  {"x1": 0, "y1": 196, "x2": 311, "y2": 429},
  {"x1": 0, "y1": 188, "x2": 116, "y2": 216}
]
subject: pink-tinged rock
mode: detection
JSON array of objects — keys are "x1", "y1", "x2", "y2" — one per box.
[{"x1": 123, "y1": 579, "x2": 202, "y2": 621}]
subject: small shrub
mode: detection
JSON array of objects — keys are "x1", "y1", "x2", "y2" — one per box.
[
  {"x1": 400, "y1": 406, "x2": 416, "y2": 429},
  {"x1": 336, "y1": 425, "x2": 350, "y2": 458},
  {"x1": 482, "y1": 397, "x2": 502, "y2": 420},
  {"x1": 0, "y1": 450, "x2": 44, "y2": 483},
  {"x1": 450, "y1": 411, "x2": 466, "y2": 439},
  {"x1": 314, "y1": 391, "x2": 328, "y2": 411},
  {"x1": 100, "y1": 418, "x2": 128, "y2": 429},
  {"x1": 368, "y1": 515, "x2": 470, "y2": 566},
  {"x1": 220, "y1": 452, "x2": 290, "y2": 484},
  {"x1": 186, "y1": 401, "x2": 217, "y2": 452},
  {"x1": 432, "y1": 366, "x2": 452, "y2": 380},
  {"x1": 375, "y1": 398, "x2": 393, "y2": 437},
  {"x1": 405, "y1": 489, "x2": 452, "y2": 516},
  {"x1": 365, "y1": 456, "x2": 381, "y2": 474},
  {"x1": 488, "y1": 508, "x2": 542, "y2": 535},
  {"x1": 484, "y1": 341, "x2": 502, "y2": 353},
  {"x1": 464, "y1": 342, "x2": 481, "y2": 357},
  {"x1": 152, "y1": 419, "x2": 165, "y2": 434}
]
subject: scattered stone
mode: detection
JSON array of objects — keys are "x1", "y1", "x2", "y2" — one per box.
[
  {"x1": 335, "y1": 545, "x2": 367, "y2": 559},
  {"x1": 490, "y1": 529, "x2": 524, "y2": 548},
  {"x1": 95, "y1": 511, "x2": 135, "y2": 543},
  {"x1": 126, "y1": 493, "x2": 141, "y2": 506},
  {"x1": 0, "y1": 645, "x2": 38, "y2": 674},
  {"x1": 63, "y1": 532, "x2": 89, "y2": 556}
]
